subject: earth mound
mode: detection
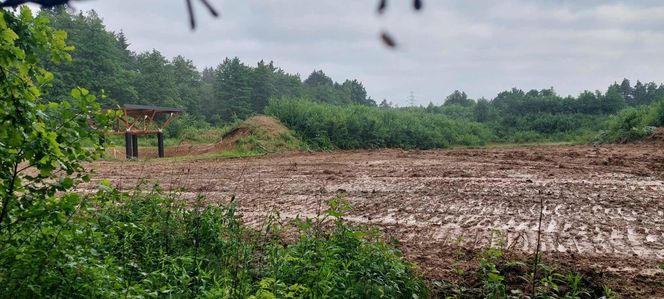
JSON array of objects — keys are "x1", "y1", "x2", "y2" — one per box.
[{"x1": 216, "y1": 115, "x2": 299, "y2": 153}]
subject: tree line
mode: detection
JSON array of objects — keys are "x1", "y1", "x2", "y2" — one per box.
[
  {"x1": 37, "y1": 7, "x2": 664, "y2": 147},
  {"x1": 38, "y1": 8, "x2": 375, "y2": 125}
]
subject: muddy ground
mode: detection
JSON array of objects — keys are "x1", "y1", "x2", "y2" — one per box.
[{"x1": 82, "y1": 142, "x2": 664, "y2": 297}]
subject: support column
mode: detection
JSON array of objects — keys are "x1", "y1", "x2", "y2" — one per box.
[
  {"x1": 132, "y1": 134, "x2": 139, "y2": 158},
  {"x1": 125, "y1": 132, "x2": 133, "y2": 159},
  {"x1": 157, "y1": 132, "x2": 165, "y2": 158}
]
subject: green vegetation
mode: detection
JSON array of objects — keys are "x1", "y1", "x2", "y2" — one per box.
[
  {"x1": 432, "y1": 243, "x2": 618, "y2": 298},
  {"x1": 37, "y1": 8, "x2": 376, "y2": 126},
  {"x1": 1, "y1": 182, "x2": 428, "y2": 298},
  {"x1": 0, "y1": 8, "x2": 425, "y2": 298},
  {"x1": 265, "y1": 85, "x2": 664, "y2": 149},
  {"x1": 266, "y1": 99, "x2": 493, "y2": 149},
  {"x1": 29, "y1": 7, "x2": 664, "y2": 150},
  {"x1": 599, "y1": 98, "x2": 664, "y2": 143},
  {"x1": 0, "y1": 6, "x2": 652, "y2": 298}
]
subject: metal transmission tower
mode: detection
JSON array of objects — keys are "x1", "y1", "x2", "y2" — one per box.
[{"x1": 409, "y1": 91, "x2": 416, "y2": 107}]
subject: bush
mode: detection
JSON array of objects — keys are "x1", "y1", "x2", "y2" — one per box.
[
  {"x1": 599, "y1": 104, "x2": 658, "y2": 143},
  {"x1": 266, "y1": 98, "x2": 495, "y2": 150},
  {"x1": 644, "y1": 99, "x2": 664, "y2": 127},
  {"x1": 0, "y1": 186, "x2": 427, "y2": 298}
]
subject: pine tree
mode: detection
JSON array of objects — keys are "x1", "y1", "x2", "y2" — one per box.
[
  {"x1": 250, "y1": 60, "x2": 276, "y2": 113},
  {"x1": 632, "y1": 80, "x2": 648, "y2": 106},
  {"x1": 171, "y1": 55, "x2": 202, "y2": 114},
  {"x1": 620, "y1": 78, "x2": 633, "y2": 105},
  {"x1": 133, "y1": 50, "x2": 180, "y2": 107},
  {"x1": 214, "y1": 57, "x2": 252, "y2": 121}
]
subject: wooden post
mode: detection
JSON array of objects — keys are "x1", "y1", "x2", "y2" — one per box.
[
  {"x1": 132, "y1": 134, "x2": 139, "y2": 158},
  {"x1": 157, "y1": 132, "x2": 165, "y2": 158},
  {"x1": 125, "y1": 132, "x2": 133, "y2": 159}
]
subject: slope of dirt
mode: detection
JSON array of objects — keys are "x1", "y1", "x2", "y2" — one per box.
[
  {"x1": 84, "y1": 142, "x2": 664, "y2": 297},
  {"x1": 646, "y1": 127, "x2": 664, "y2": 143},
  {"x1": 106, "y1": 115, "x2": 300, "y2": 159}
]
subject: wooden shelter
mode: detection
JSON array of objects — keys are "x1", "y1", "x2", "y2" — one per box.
[{"x1": 105, "y1": 104, "x2": 183, "y2": 158}]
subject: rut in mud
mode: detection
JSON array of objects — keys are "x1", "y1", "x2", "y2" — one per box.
[{"x1": 82, "y1": 142, "x2": 664, "y2": 296}]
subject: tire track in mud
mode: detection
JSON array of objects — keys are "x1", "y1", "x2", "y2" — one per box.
[{"x1": 82, "y1": 144, "x2": 664, "y2": 276}]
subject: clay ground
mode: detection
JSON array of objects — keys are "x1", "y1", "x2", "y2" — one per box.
[{"x1": 82, "y1": 142, "x2": 664, "y2": 296}]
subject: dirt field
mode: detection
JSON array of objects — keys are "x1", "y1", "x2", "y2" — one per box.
[{"x1": 83, "y1": 142, "x2": 664, "y2": 296}]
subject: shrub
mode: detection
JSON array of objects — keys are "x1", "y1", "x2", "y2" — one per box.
[
  {"x1": 266, "y1": 98, "x2": 495, "y2": 149},
  {"x1": 0, "y1": 186, "x2": 427, "y2": 298},
  {"x1": 600, "y1": 106, "x2": 653, "y2": 143},
  {"x1": 644, "y1": 98, "x2": 664, "y2": 127}
]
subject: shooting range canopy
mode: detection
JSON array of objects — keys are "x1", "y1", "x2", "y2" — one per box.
[
  {"x1": 104, "y1": 104, "x2": 183, "y2": 136},
  {"x1": 113, "y1": 104, "x2": 183, "y2": 118}
]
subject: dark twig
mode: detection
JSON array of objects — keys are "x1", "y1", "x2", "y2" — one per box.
[
  {"x1": 532, "y1": 192, "x2": 545, "y2": 298},
  {"x1": 186, "y1": 0, "x2": 196, "y2": 29},
  {"x1": 0, "y1": 0, "x2": 68, "y2": 8},
  {"x1": 187, "y1": 0, "x2": 220, "y2": 29},
  {"x1": 199, "y1": 0, "x2": 218, "y2": 17},
  {"x1": 377, "y1": 0, "x2": 387, "y2": 14},
  {"x1": 413, "y1": 0, "x2": 423, "y2": 11},
  {"x1": 380, "y1": 31, "x2": 397, "y2": 48}
]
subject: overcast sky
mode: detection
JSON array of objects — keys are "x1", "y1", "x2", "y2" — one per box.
[{"x1": 70, "y1": 0, "x2": 664, "y2": 106}]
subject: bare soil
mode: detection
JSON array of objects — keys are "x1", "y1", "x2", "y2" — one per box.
[{"x1": 83, "y1": 142, "x2": 664, "y2": 297}]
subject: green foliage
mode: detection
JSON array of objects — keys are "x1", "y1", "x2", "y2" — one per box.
[
  {"x1": 0, "y1": 186, "x2": 427, "y2": 298},
  {"x1": 435, "y1": 245, "x2": 616, "y2": 299},
  {"x1": 165, "y1": 113, "x2": 215, "y2": 140},
  {"x1": 266, "y1": 98, "x2": 494, "y2": 150},
  {"x1": 28, "y1": 7, "x2": 664, "y2": 148},
  {"x1": 603, "y1": 107, "x2": 651, "y2": 142},
  {"x1": 599, "y1": 98, "x2": 664, "y2": 143},
  {"x1": 644, "y1": 98, "x2": 664, "y2": 127},
  {"x1": 133, "y1": 50, "x2": 182, "y2": 107},
  {"x1": 38, "y1": 8, "x2": 138, "y2": 104},
  {"x1": 479, "y1": 248, "x2": 507, "y2": 298},
  {"x1": 260, "y1": 193, "x2": 427, "y2": 298},
  {"x1": 230, "y1": 117, "x2": 305, "y2": 154},
  {"x1": 0, "y1": 6, "x2": 109, "y2": 297},
  {"x1": 0, "y1": 6, "x2": 110, "y2": 241},
  {"x1": 474, "y1": 98, "x2": 497, "y2": 123},
  {"x1": 444, "y1": 90, "x2": 474, "y2": 107},
  {"x1": 439, "y1": 104, "x2": 475, "y2": 120}
]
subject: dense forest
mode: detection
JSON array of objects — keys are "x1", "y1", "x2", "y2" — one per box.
[
  {"x1": 38, "y1": 8, "x2": 664, "y2": 148},
  {"x1": 38, "y1": 8, "x2": 376, "y2": 125}
]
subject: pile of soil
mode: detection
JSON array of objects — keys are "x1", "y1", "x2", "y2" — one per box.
[{"x1": 217, "y1": 115, "x2": 292, "y2": 151}]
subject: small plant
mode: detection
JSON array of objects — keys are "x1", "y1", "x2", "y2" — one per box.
[
  {"x1": 479, "y1": 247, "x2": 507, "y2": 298},
  {"x1": 602, "y1": 285, "x2": 619, "y2": 299}
]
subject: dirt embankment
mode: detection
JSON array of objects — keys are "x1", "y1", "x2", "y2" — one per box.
[{"x1": 85, "y1": 141, "x2": 664, "y2": 297}]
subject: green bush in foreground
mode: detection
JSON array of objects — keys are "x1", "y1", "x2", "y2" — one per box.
[{"x1": 0, "y1": 185, "x2": 427, "y2": 298}]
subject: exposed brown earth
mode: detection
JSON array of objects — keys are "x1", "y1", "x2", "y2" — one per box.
[{"x1": 82, "y1": 142, "x2": 664, "y2": 297}]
